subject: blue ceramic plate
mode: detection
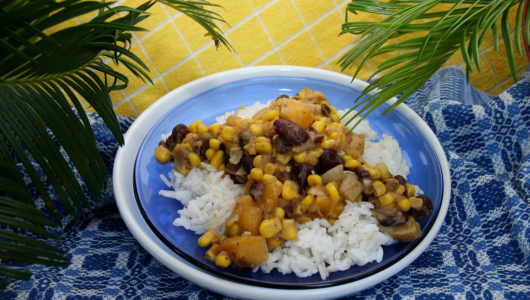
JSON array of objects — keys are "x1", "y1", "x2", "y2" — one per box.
[{"x1": 133, "y1": 75, "x2": 444, "y2": 289}]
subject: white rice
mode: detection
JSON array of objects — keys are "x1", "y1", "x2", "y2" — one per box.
[{"x1": 160, "y1": 99, "x2": 418, "y2": 279}]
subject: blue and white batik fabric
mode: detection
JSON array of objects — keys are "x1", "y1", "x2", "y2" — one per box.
[{"x1": 1, "y1": 66, "x2": 529, "y2": 300}]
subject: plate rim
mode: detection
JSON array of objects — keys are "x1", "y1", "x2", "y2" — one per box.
[
  {"x1": 113, "y1": 65, "x2": 452, "y2": 299},
  {"x1": 132, "y1": 75, "x2": 444, "y2": 289}
]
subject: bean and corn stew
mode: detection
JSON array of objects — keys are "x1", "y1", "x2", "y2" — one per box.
[{"x1": 155, "y1": 88, "x2": 434, "y2": 271}]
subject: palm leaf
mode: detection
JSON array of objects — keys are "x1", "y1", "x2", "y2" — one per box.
[
  {"x1": 339, "y1": 0, "x2": 526, "y2": 127},
  {"x1": 0, "y1": 0, "x2": 232, "y2": 289}
]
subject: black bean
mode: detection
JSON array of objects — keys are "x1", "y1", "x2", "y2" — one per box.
[
  {"x1": 321, "y1": 104, "x2": 331, "y2": 117},
  {"x1": 273, "y1": 119, "x2": 310, "y2": 145},
  {"x1": 319, "y1": 149, "x2": 345, "y2": 172},
  {"x1": 241, "y1": 156, "x2": 255, "y2": 174},
  {"x1": 409, "y1": 195, "x2": 434, "y2": 221},
  {"x1": 275, "y1": 137, "x2": 291, "y2": 154},
  {"x1": 298, "y1": 164, "x2": 314, "y2": 193},
  {"x1": 234, "y1": 176, "x2": 248, "y2": 184},
  {"x1": 353, "y1": 166, "x2": 370, "y2": 179},
  {"x1": 394, "y1": 175, "x2": 407, "y2": 187},
  {"x1": 276, "y1": 94, "x2": 289, "y2": 100},
  {"x1": 249, "y1": 181, "x2": 264, "y2": 203},
  {"x1": 290, "y1": 163, "x2": 300, "y2": 178}
]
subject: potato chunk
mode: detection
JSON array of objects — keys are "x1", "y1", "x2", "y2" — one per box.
[
  {"x1": 231, "y1": 195, "x2": 262, "y2": 236},
  {"x1": 220, "y1": 236, "x2": 269, "y2": 265},
  {"x1": 280, "y1": 98, "x2": 314, "y2": 129}
]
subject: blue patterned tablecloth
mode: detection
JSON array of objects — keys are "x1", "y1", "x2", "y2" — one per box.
[{"x1": 1, "y1": 66, "x2": 529, "y2": 299}]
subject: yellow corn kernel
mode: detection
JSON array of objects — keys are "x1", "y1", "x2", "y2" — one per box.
[
  {"x1": 275, "y1": 179, "x2": 284, "y2": 190},
  {"x1": 208, "y1": 124, "x2": 221, "y2": 138},
  {"x1": 365, "y1": 167, "x2": 381, "y2": 179},
  {"x1": 379, "y1": 193, "x2": 395, "y2": 206},
  {"x1": 327, "y1": 219, "x2": 336, "y2": 226},
  {"x1": 215, "y1": 251, "x2": 231, "y2": 268},
  {"x1": 205, "y1": 244, "x2": 220, "y2": 262},
  {"x1": 409, "y1": 197, "x2": 423, "y2": 210},
  {"x1": 178, "y1": 167, "x2": 190, "y2": 176},
  {"x1": 330, "y1": 181, "x2": 339, "y2": 189},
  {"x1": 259, "y1": 218, "x2": 282, "y2": 238},
  {"x1": 262, "y1": 174, "x2": 276, "y2": 182},
  {"x1": 249, "y1": 124, "x2": 262, "y2": 135},
  {"x1": 217, "y1": 164, "x2": 226, "y2": 172},
  {"x1": 326, "y1": 182, "x2": 340, "y2": 200},
  {"x1": 330, "y1": 106, "x2": 338, "y2": 115},
  {"x1": 275, "y1": 207, "x2": 285, "y2": 220},
  {"x1": 264, "y1": 163, "x2": 280, "y2": 175},
  {"x1": 340, "y1": 134, "x2": 346, "y2": 148},
  {"x1": 209, "y1": 139, "x2": 221, "y2": 150},
  {"x1": 253, "y1": 155, "x2": 262, "y2": 168},
  {"x1": 295, "y1": 216, "x2": 312, "y2": 223},
  {"x1": 320, "y1": 139, "x2": 335, "y2": 149},
  {"x1": 276, "y1": 152, "x2": 293, "y2": 164},
  {"x1": 374, "y1": 163, "x2": 391, "y2": 180},
  {"x1": 332, "y1": 114, "x2": 340, "y2": 122},
  {"x1": 228, "y1": 223, "x2": 240, "y2": 237},
  {"x1": 396, "y1": 185, "x2": 406, "y2": 195},
  {"x1": 189, "y1": 120, "x2": 200, "y2": 133},
  {"x1": 196, "y1": 122, "x2": 208, "y2": 134},
  {"x1": 396, "y1": 198, "x2": 411, "y2": 212},
  {"x1": 301, "y1": 194, "x2": 314, "y2": 206},
  {"x1": 183, "y1": 142, "x2": 193, "y2": 152},
  {"x1": 210, "y1": 150, "x2": 224, "y2": 168},
  {"x1": 154, "y1": 145, "x2": 172, "y2": 164},
  {"x1": 234, "y1": 119, "x2": 248, "y2": 129},
  {"x1": 282, "y1": 180, "x2": 298, "y2": 200},
  {"x1": 267, "y1": 237, "x2": 284, "y2": 249},
  {"x1": 329, "y1": 132, "x2": 339, "y2": 140},
  {"x1": 311, "y1": 121, "x2": 325, "y2": 133},
  {"x1": 188, "y1": 152, "x2": 201, "y2": 167},
  {"x1": 220, "y1": 235, "x2": 227, "y2": 242},
  {"x1": 372, "y1": 181, "x2": 387, "y2": 197},
  {"x1": 221, "y1": 126, "x2": 236, "y2": 142},
  {"x1": 256, "y1": 136, "x2": 267, "y2": 143},
  {"x1": 262, "y1": 110, "x2": 279, "y2": 122},
  {"x1": 343, "y1": 155, "x2": 353, "y2": 161},
  {"x1": 406, "y1": 183, "x2": 416, "y2": 198},
  {"x1": 282, "y1": 219, "x2": 297, "y2": 240},
  {"x1": 293, "y1": 152, "x2": 307, "y2": 164},
  {"x1": 345, "y1": 159, "x2": 362, "y2": 169},
  {"x1": 198, "y1": 230, "x2": 218, "y2": 247},
  {"x1": 256, "y1": 141, "x2": 272, "y2": 154},
  {"x1": 204, "y1": 149, "x2": 215, "y2": 161},
  {"x1": 250, "y1": 168, "x2": 263, "y2": 180},
  {"x1": 309, "y1": 148, "x2": 324, "y2": 158},
  {"x1": 307, "y1": 174, "x2": 322, "y2": 187}
]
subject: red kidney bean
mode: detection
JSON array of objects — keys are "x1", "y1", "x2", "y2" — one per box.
[
  {"x1": 394, "y1": 175, "x2": 407, "y2": 187},
  {"x1": 265, "y1": 131, "x2": 277, "y2": 139},
  {"x1": 276, "y1": 171, "x2": 296, "y2": 183},
  {"x1": 225, "y1": 162, "x2": 238, "y2": 175},
  {"x1": 241, "y1": 156, "x2": 255, "y2": 174},
  {"x1": 273, "y1": 119, "x2": 310, "y2": 145},
  {"x1": 276, "y1": 94, "x2": 289, "y2": 100},
  {"x1": 283, "y1": 202, "x2": 297, "y2": 218},
  {"x1": 321, "y1": 104, "x2": 331, "y2": 117},
  {"x1": 313, "y1": 135, "x2": 325, "y2": 143},
  {"x1": 409, "y1": 195, "x2": 434, "y2": 220},
  {"x1": 275, "y1": 137, "x2": 291, "y2": 154},
  {"x1": 199, "y1": 144, "x2": 207, "y2": 160},
  {"x1": 172, "y1": 124, "x2": 190, "y2": 144},
  {"x1": 297, "y1": 164, "x2": 314, "y2": 193},
  {"x1": 291, "y1": 95, "x2": 301, "y2": 100},
  {"x1": 249, "y1": 181, "x2": 264, "y2": 203},
  {"x1": 353, "y1": 166, "x2": 370, "y2": 179},
  {"x1": 319, "y1": 149, "x2": 345, "y2": 172}
]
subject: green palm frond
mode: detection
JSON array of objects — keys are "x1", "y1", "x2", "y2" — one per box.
[
  {"x1": 339, "y1": 0, "x2": 528, "y2": 126},
  {"x1": 0, "y1": 0, "x2": 231, "y2": 289}
]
